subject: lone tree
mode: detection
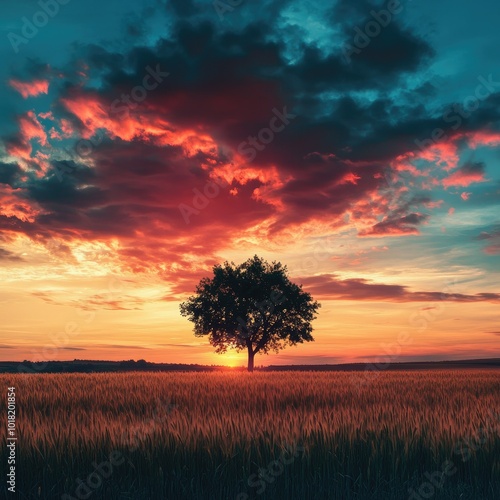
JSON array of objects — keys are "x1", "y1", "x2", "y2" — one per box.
[{"x1": 180, "y1": 255, "x2": 320, "y2": 372}]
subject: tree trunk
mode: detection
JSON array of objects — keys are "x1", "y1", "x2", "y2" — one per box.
[{"x1": 247, "y1": 344, "x2": 255, "y2": 372}]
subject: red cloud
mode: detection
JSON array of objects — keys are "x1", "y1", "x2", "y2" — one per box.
[
  {"x1": 467, "y1": 130, "x2": 500, "y2": 148},
  {"x1": 1, "y1": 40, "x2": 498, "y2": 282},
  {"x1": 9, "y1": 79, "x2": 49, "y2": 98},
  {"x1": 443, "y1": 171, "x2": 486, "y2": 187},
  {"x1": 412, "y1": 141, "x2": 460, "y2": 171},
  {"x1": 19, "y1": 111, "x2": 48, "y2": 146},
  {"x1": 6, "y1": 111, "x2": 49, "y2": 164}
]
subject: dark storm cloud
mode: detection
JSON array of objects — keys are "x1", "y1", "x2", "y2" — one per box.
[
  {"x1": 290, "y1": 26, "x2": 433, "y2": 91},
  {"x1": 59, "y1": 13, "x2": 436, "y2": 166},
  {"x1": 0, "y1": 162, "x2": 23, "y2": 186}
]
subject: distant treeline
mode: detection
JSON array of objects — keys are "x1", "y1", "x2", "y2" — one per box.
[
  {"x1": 0, "y1": 358, "x2": 499, "y2": 373},
  {"x1": 263, "y1": 359, "x2": 500, "y2": 371},
  {"x1": 1, "y1": 359, "x2": 235, "y2": 374}
]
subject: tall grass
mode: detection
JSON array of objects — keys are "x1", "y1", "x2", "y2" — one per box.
[{"x1": 1, "y1": 369, "x2": 499, "y2": 499}]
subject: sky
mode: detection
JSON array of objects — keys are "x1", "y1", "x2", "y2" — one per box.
[{"x1": 0, "y1": 0, "x2": 499, "y2": 367}]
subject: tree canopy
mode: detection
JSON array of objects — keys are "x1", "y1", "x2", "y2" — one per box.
[{"x1": 179, "y1": 255, "x2": 320, "y2": 371}]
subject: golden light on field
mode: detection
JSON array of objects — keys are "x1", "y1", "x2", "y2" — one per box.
[{"x1": 2, "y1": 370, "x2": 499, "y2": 498}]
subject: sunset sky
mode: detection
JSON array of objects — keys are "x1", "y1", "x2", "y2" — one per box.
[{"x1": 0, "y1": 0, "x2": 499, "y2": 367}]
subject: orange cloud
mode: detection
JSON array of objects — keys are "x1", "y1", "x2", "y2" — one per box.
[
  {"x1": 6, "y1": 111, "x2": 49, "y2": 163},
  {"x1": 20, "y1": 111, "x2": 48, "y2": 146},
  {"x1": 442, "y1": 162, "x2": 486, "y2": 188},
  {"x1": 9, "y1": 79, "x2": 49, "y2": 99},
  {"x1": 414, "y1": 141, "x2": 460, "y2": 171},
  {"x1": 467, "y1": 130, "x2": 500, "y2": 148}
]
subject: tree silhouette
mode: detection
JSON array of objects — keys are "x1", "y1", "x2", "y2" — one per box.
[{"x1": 180, "y1": 255, "x2": 320, "y2": 371}]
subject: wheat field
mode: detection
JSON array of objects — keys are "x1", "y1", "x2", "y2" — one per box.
[{"x1": 1, "y1": 370, "x2": 499, "y2": 499}]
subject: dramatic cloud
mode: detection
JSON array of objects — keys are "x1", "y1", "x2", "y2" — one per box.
[
  {"x1": 442, "y1": 162, "x2": 487, "y2": 188},
  {"x1": 1, "y1": 10, "x2": 498, "y2": 266},
  {"x1": 9, "y1": 79, "x2": 49, "y2": 99}
]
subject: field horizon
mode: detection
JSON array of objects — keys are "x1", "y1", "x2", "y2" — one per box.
[{"x1": 2, "y1": 357, "x2": 500, "y2": 374}]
